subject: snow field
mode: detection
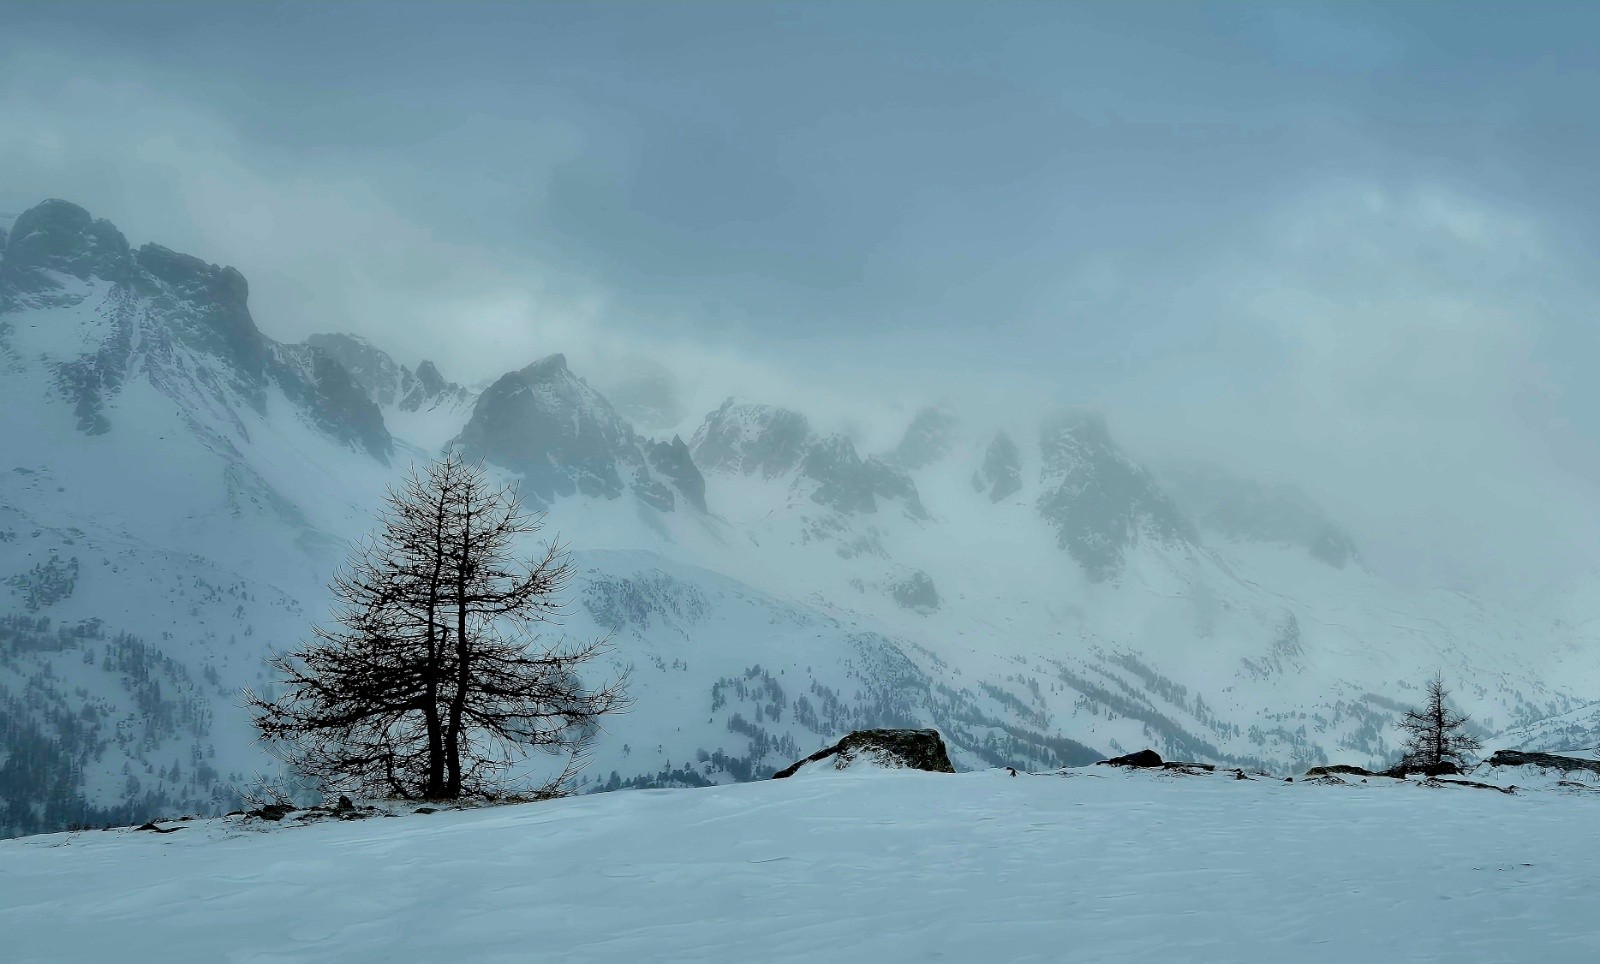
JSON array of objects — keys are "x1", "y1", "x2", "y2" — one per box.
[{"x1": 3, "y1": 768, "x2": 1598, "y2": 963}]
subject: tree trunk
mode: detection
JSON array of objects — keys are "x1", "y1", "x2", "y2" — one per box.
[
  {"x1": 445, "y1": 497, "x2": 474, "y2": 798},
  {"x1": 422, "y1": 480, "x2": 452, "y2": 799}
]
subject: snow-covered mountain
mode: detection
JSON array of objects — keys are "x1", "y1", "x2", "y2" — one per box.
[{"x1": 3, "y1": 198, "x2": 1598, "y2": 837}]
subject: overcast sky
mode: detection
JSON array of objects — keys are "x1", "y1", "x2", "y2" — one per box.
[{"x1": 5, "y1": 1, "x2": 1600, "y2": 593}]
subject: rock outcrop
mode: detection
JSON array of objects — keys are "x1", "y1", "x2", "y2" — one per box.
[
  {"x1": 1304, "y1": 764, "x2": 1382, "y2": 779},
  {"x1": 891, "y1": 570, "x2": 940, "y2": 612},
  {"x1": 1097, "y1": 749, "x2": 1215, "y2": 773},
  {"x1": 1486, "y1": 749, "x2": 1600, "y2": 777},
  {"x1": 972, "y1": 431, "x2": 1022, "y2": 502},
  {"x1": 893, "y1": 405, "x2": 959, "y2": 470},
  {"x1": 772, "y1": 729, "x2": 957, "y2": 778},
  {"x1": 1098, "y1": 749, "x2": 1164, "y2": 768},
  {"x1": 1036, "y1": 412, "x2": 1197, "y2": 581}
]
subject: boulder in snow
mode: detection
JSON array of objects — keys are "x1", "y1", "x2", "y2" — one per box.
[
  {"x1": 1304, "y1": 764, "x2": 1383, "y2": 779},
  {"x1": 772, "y1": 729, "x2": 956, "y2": 778},
  {"x1": 1098, "y1": 749, "x2": 1164, "y2": 769}
]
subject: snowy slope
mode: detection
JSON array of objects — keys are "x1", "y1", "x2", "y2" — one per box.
[
  {"x1": 4, "y1": 198, "x2": 1600, "y2": 837},
  {"x1": 4, "y1": 768, "x2": 1600, "y2": 963}
]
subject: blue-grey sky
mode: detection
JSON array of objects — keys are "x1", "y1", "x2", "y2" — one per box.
[{"x1": 5, "y1": 1, "x2": 1600, "y2": 590}]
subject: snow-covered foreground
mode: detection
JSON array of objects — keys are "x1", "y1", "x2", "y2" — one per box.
[{"x1": 4, "y1": 769, "x2": 1598, "y2": 963}]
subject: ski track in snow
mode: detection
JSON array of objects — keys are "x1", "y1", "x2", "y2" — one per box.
[{"x1": 3, "y1": 769, "x2": 1598, "y2": 963}]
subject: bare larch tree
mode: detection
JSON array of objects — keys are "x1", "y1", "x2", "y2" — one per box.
[
  {"x1": 249, "y1": 452, "x2": 627, "y2": 800},
  {"x1": 1396, "y1": 673, "x2": 1481, "y2": 773}
]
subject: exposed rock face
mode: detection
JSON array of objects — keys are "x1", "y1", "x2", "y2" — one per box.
[
  {"x1": 1487, "y1": 750, "x2": 1600, "y2": 776},
  {"x1": 457, "y1": 354, "x2": 628, "y2": 500},
  {"x1": 400, "y1": 360, "x2": 468, "y2": 412},
  {"x1": 692, "y1": 400, "x2": 813, "y2": 478},
  {"x1": 0, "y1": 200, "x2": 393, "y2": 459},
  {"x1": 1036, "y1": 412, "x2": 1197, "y2": 581},
  {"x1": 693, "y1": 399, "x2": 926, "y2": 519},
  {"x1": 454, "y1": 353, "x2": 704, "y2": 512},
  {"x1": 305, "y1": 333, "x2": 404, "y2": 406},
  {"x1": 305, "y1": 333, "x2": 470, "y2": 413},
  {"x1": 647, "y1": 436, "x2": 707, "y2": 513},
  {"x1": 801, "y1": 435, "x2": 927, "y2": 519},
  {"x1": 894, "y1": 405, "x2": 959, "y2": 470},
  {"x1": 1098, "y1": 749, "x2": 1164, "y2": 768},
  {"x1": 273, "y1": 343, "x2": 392, "y2": 461},
  {"x1": 772, "y1": 728, "x2": 957, "y2": 778},
  {"x1": 972, "y1": 431, "x2": 1022, "y2": 502},
  {"x1": 1157, "y1": 460, "x2": 1360, "y2": 568},
  {"x1": 0, "y1": 199, "x2": 132, "y2": 305},
  {"x1": 891, "y1": 570, "x2": 940, "y2": 612},
  {"x1": 133, "y1": 244, "x2": 267, "y2": 396}
]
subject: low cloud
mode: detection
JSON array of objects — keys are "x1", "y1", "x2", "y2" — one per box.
[{"x1": 5, "y1": 43, "x2": 1599, "y2": 597}]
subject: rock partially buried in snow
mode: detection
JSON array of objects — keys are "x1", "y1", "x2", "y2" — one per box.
[
  {"x1": 772, "y1": 729, "x2": 957, "y2": 778},
  {"x1": 1305, "y1": 764, "x2": 1384, "y2": 779},
  {"x1": 1095, "y1": 749, "x2": 1216, "y2": 774},
  {"x1": 1098, "y1": 749, "x2": 1164, "y2": 769},
  {"x1": 1486, "y1": 750, "x2": 1600, "y2": 777}
]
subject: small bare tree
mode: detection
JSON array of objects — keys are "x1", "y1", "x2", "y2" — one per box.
[
  {"x1": 248, "y1": 452, "x2": 627, "y2": 800},
  {"x1": 1396, "y1": 673, "x2": 1481, "y2": 774}
]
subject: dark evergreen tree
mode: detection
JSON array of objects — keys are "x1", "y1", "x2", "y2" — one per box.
[
  {"x1": 1396, "y1": 673, "x2": 1481, "y2": 773},
  {"x1": 248, "y1": 452, "x2": 626, "y2": 800}
]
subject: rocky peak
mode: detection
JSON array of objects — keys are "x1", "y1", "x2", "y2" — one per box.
[
  {"x1": 693, "y1": 399, "x2": 926, "y2": 520},
  {"x1": 893, "y1": 405, "x2": 959, "y2": 470},
  {"x1": 454, "y1": 354, "x2": 704, "y2": 513},
  {"x1": 522, "y1": 352, "x2": 568, "y2": 379},
  {"x1": 305, "y1": 333, "x2": 403, "y2": 406},
  {"x1": 398, "y1": 359, "x2": 468, "y2": 413},
  {"x1": 1036, "y1": 411, "x2": 1197, "y2": 581},
  {"x1": 972, "y1": 431, "x2": 1022, "y2": 502},
  {"x1": 692, "y1": 400, "x2": 813, "y2": 478},
  {"x1": 303, "y1": 334, "x2": 470, "y2": 414},
  {"x1": 411, "y1": 360, "x2": 448, "y2": 395},
  {"x1": 0, "y1": 199, "x2": 391, "y2": 459},
  {"x1": 0, "y1": 200, "x2": 133, "y2": 304},
  {"x1": 133, "y1": 244, "x2": 265, "y2": 388}
]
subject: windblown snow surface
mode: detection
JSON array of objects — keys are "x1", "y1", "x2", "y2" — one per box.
[{"x1": 4, "y1": 765, "x2": 1598, "y2": 963}]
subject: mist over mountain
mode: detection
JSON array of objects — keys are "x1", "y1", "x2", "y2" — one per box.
[{"x1": 4, "y1": 200, "x2": 1598, "y2": 837}]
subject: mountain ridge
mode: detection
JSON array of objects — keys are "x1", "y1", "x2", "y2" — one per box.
[{"x1": 2, "y1": 198, "x2": 1596, "y2": 838}]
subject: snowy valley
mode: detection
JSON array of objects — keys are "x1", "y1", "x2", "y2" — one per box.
[{"x1": 2, "y1": 199, "x2": 1599, "y2": 838}]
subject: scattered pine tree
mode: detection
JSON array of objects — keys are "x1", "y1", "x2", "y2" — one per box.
[
  {"x1": 248, "y1": 452, "x2": 627, "y2": 801},
  {"x1": 1396, "y1": 673, "x2": 1481, "y2": 775}
]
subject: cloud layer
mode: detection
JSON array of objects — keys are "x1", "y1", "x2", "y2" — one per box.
[{"x1": 6, "y1": 5, "x2": 1600, "y2": 595}]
